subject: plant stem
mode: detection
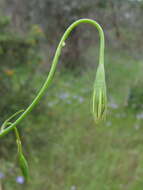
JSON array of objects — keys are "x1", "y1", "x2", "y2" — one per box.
[
  {"x1": 0, "y1": 18, "x2": 105, "y2": 138},
  {"x1": 14, "y1": 127, "x2": 22, "y2": 153}
]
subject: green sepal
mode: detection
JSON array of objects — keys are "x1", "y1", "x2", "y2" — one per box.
[
  {"x1": 15, "y1": 128, "x2": 29, "y2": 181},
  {"x1": 18, "y1": 152, "x2": 29, "y2": 181},
  {"x1": 92, "y1": 63, "x2": 107, "y2": 122}
]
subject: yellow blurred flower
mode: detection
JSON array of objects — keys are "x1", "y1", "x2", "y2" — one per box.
[
  {"x1": 4, "y1": 69, "x2": 15, "y2": 76},
  {"x1": 36, "y1": 27, "x2": 43, "y2": 34}
]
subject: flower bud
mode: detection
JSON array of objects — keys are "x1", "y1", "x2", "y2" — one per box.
[
  {"x1": 92, "y1": 63, "x2": 107, "y2": 122},
  {"x1": 16, "y1": 135, "x2": 29, "y2": 181},
  {"x1": 18, "y1": 152, "x2": 29, "y2": 181}
]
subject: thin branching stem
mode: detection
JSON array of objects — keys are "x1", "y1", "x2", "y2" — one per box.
[{"x1": 0, "y1": 18, "x2": 105, "y2": 137}]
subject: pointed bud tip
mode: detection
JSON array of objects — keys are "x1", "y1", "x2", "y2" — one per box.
[{"x1": 19, "y1": 153, "x2": 29, "y2": 181}]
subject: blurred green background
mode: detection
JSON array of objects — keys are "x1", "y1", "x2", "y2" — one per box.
[{"x1": 1, "y1": 0, "x2": 143, "y2": 189}]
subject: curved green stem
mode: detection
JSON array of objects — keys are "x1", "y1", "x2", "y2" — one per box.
[{"x1": 0, "y1": 18, "x2": 105, "y2": 138}]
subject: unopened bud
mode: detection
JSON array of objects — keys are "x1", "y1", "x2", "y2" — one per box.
[
  {"x1": 19, "y1": 153, "x2": 29, "y2": 181},
  {"x1": 92, "y1": 63, "x2": 107, "y2": 122}
]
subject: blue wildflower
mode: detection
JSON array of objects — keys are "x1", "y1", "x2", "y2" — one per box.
[
  {"x1": 16, "y1": 176, "x2": 25, "y2": 184},
  {"x1": 0, "y1": 172, "x2": 4, "y2": 179}
]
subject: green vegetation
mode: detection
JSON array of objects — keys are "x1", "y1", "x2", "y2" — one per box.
[
  {"x1": 1, "y1": 1, "x2": 143, "y2": 188},
  {"x1": 1, "y1": 47, "x2": 143, "y2": 189},
  {"x1": 0, "y1": 14, "x2": 45, "y2": 119},
  {"x1": 0, "y1": 18, "x2": 106, "y2": 138}
]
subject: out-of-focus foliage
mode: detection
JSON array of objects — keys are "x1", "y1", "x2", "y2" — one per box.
[
  {"x1": 128, "y1": 80, "x2": 143, "y2": 111},
  {"x1": 1, "y1": 48, "x2": 143, "y2": 189},
  {"x1": 0, "y1": 0, "x2": 143, "y2": 189},
  {"x1": 0, "y1": 13, "x2": 45, "y2": 120},
  {"x1": 0, "y1": 0, "x2": 142, "y2": 70}
]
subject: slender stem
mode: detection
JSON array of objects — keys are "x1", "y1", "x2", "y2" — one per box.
[
  {"x1": 14, "y1": 127, "x2": 22, "y2": 153},
  {"x1": 0, "y1": 18, "x2": 105, "y2": 138},
  {"x1": 0, "y1": 110, "x2": 24, "y2": 131}
]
